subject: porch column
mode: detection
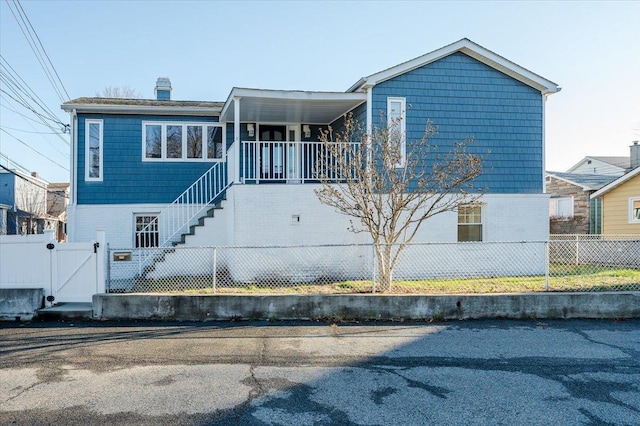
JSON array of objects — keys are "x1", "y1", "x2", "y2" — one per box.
[
  {"x1": 234, "y1": 96, "x2": 241, "y2": 183},
  {"x1": 364, "y1": 85, "x2": 373, "y2": 170}
]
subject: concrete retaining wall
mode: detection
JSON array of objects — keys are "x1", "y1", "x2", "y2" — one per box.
[
  {"x1": 0, "y1": 288, "x2": 44, "y2": 321},
  {"x1": 93, "y1": 292, "x2": 640, "y2": 321}
]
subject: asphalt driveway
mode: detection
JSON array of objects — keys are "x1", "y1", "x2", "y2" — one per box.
[{"x1": 1, "y1": 319, "x2": 639, "y2": 425}]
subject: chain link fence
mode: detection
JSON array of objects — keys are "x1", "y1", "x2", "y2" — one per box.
[{"x1": 107, "y1": 235, "x2": 640, "y2": 294}]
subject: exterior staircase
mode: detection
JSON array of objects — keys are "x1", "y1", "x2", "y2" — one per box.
[{"x1": 136, "y1": 162, "x2": 230, "y2": 279}]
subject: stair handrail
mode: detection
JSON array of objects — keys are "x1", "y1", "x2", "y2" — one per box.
[{"x1": 138, "y1": 161, "x2": 229, "y2": 251}]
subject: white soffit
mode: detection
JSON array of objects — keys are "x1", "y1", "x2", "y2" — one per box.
[{"x1": 221, "y1": 88, "x2": 366, "y2": 124}]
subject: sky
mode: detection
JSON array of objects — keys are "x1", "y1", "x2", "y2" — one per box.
[{"x1": 1, "y1": 0, "x2": 639, "y2": 183}]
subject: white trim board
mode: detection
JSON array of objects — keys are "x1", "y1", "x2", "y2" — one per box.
[{"x1": 347, "y1": 38, "x2": 560, "y2": 95}]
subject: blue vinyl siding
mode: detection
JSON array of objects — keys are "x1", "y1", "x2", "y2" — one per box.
[
  {"x1": 329, "y1": 102, "x2": 367, "y2": 139},
  {"x1": 0, "y1": 173, "x2": 16, "y2": 207},
  {"x1": 76, "y1": 114, "x2": 221, "y2": 204},
  {"x1": 372, "y1": 52, "x2": 544, "y2": 194}
]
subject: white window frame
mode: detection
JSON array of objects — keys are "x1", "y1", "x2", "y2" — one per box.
[
  {"x1": 457, "y1": 203, "x2": 483, "y2": 242},
  {"x1": 387, "y1": 97, "x2": 406, "y2": 168},
  {"x1": 134, "y1": 213, "x2": 159, "y2": 248},
  {"x1": 549, "y1": 196, "x2": 574, "y2": 218},
  {"x1": 630, "y1": 198, "x2": 640, "y2": 224},
  {"x1": 85, "y1": 119, "x2": 103, "y2": 182},
  {"x1": 142, "y1": 121, "x2": 225, "y2": 162}
]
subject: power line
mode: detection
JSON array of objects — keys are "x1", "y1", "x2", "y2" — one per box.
[
  {"x1": 0, "y1": 163, "x2": 69, "y2": 201},
  {"x1": 0, "y1": 125, "x2": 61, "y2": 135},
  {"x1": 0, "y1": 92, "x2": 70, "y2": 146},
  {"x1": 5, "y1": 0, "x2": 69, "y2": 104},
  {"x1": 0, "y1": 55, "x2": 64, "y2": 124},
  {"x1": 0, "y1": 125, "x2": 69, "y2": 159},
  {"x1": 0, "y1": 128, "x2": 69, "y2": 171},
  {"x1": 0, "y1": 88, "x2": 63, "y2": 127},
  {"x1": 14, "y1": 0, "x2": 70, "y2": 100}
]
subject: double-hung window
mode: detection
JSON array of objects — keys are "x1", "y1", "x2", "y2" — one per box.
[
  {"x1": 387, "y1": 97, "x2": 406, "y2": 168},
  {"x1": 458, "y1": 204, "x2": 483, "y2": 242},
  {"x1": 549, "y1": 197, "x2": 574, "y2": 217},
  {"x1": 85, "y1": 119, "x2": 103, "y2": 181},
  {"x1": 143, "y1": 122, "x2": 224, "y2": 161},
  {"x1": 630, "y1": 198, "x2": 640, "y2": 223}
]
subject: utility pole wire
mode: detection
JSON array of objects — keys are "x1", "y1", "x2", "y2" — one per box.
[
  {"x1": 1, "y1": 56, "x2": 64, "y2": 124},
  {"x1": 14, "y1": 0, "x2": 70, "y2": 100},
  {"x1": 5, "y1": 0, "x2": 69, "y2": 103},
  {"x1": 0, "y1": 128, "x2": 69, "y2": 171}
]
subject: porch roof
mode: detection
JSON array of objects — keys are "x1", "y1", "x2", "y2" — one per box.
[{"x1": 220, "y1": 88, "x2": 366, "y2": 124}]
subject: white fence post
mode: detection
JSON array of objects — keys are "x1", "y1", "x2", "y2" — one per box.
[
  {"x1": 212, "y1": 247, "x2": 217, "y2": 294},
  {"x1": 44, "y1": 229, "x2": 56, "y2": 306},
  {"x1": 96, "y1": 228, "x2": 106, "y2": 294},
  {"x1": 545, "y1": 240, "x2": 550, "y2": 292}
]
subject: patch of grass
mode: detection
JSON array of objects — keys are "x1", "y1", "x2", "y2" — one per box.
[{"x1": 142, "y1": 265, "x2": 640, "y2": 295}]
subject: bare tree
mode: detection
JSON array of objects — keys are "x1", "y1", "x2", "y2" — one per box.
[
  {"x1": 95, "y1": 85, "x2": 143, "y2": 99},
  {"x1": 15, "y1": 177, "x2": 46, "y2": 235},
  {"x1": 315, "y1": 113, "x2": 483, "y2": 291}
]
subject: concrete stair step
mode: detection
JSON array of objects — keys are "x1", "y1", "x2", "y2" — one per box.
[{"x1": 37, "y1": 302, "x2": 93, "y2": 320}]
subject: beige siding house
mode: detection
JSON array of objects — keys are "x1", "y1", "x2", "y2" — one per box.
[{"x1": 591, "y1": 167, "x2": 640, "y2": 234}]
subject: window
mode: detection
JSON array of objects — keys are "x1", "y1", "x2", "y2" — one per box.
[
  {"x1": 630, "y1": 198, "x2": 640, "y2": 223},
  {"x1": 207, "y1": 126, "x2": 223, "y2": 159},
  {"x1": 458, "y1": 204, "x2": 482, "y2": 242},
  {"x1": 549, "y1": 197, "x2": 574, "y2": 217},
  {"x1": 143, "y1": 122, "x2": 224, "y2": 161},
  {"x1": 387, "y1": 97, "x2": 406, "y2": 168},
  {"x1": 135, "y1": 214, "x2": 159, "y2": 248},
  {"x1": 85, "y1": 120, "x2": 103, "y2": 181}
]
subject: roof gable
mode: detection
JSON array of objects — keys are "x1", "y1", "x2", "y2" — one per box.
[
  {"x1": 591, "y1": 167, "x2": 640, "y2": 198},
  {"x1": 347, "y1": 38, "x2": 560, "y2": 95},
  {"x1": 567, "y1": 156, "x2": 629, "y2": 175}
]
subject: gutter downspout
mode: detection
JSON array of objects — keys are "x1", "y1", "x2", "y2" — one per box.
[
  {"x1": 542, "y1": 94, "x2": 547, "y2": 195},
  {"x1": 69, "y1": 109, "x2": 77, "y2": 241}
]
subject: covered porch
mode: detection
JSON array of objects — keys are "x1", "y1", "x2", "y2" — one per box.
[{"x1": 220, "y1": 88, "x2": 367, "y2": 184}]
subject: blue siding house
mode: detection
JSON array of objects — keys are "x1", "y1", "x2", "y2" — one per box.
[{"x1": 62, "y1": 39, "x2": 559, "y2": 250}]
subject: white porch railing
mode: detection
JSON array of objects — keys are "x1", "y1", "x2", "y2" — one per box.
[
  {"x1": 240, "y1": 140, "x2": 360, "y2": 183},
  {"x1": 137, "y1": 161, "x2": 229, "y2": 252}
]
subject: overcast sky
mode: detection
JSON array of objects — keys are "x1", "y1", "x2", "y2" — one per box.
[{"x1": 1, "y1": 0, "x2": 638, "y2": 183}]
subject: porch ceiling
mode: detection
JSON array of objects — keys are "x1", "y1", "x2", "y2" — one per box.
[{"x1": 220, "y1": 88, "x2": 366, "y2": 124}]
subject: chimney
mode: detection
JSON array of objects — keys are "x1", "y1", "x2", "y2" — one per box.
[
  {"x1": 154, "y1": 77, "x2": 172, "y2": 101},
  {"x1": 31, "y1": 172, "x2": 39, "y2": 179},
  {"x1": 631, "y1": 141, "x2": 640, "y2": 170}
]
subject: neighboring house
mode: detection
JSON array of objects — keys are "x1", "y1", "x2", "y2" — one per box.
[
  {"x1": 61, "y1": 38, "x2": 560, "y2": 253},
  {"x1": 47, "y1": 183, "x2": 70, "y2": 241},
  {"x1": 0, "y1": 169, "x2": 51, "y2": 235},
  {"x1": 590, "y1": 166, "x2": 640, "y2": 234},
  {"x1": 0, "y1": 203, "x2": 9, "y2": 235},
  {"x1": 545, "y1": 172, "x2": 616, "y2": 234},
  {"x1": 567, "y1": 156, "x2": 630, "y2": 176}
]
